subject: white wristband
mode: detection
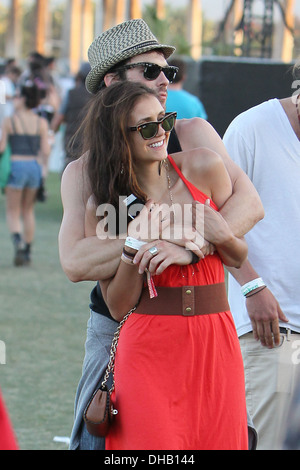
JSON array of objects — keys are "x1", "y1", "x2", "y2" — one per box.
[
  {"x1": 241, "y1": 277, "x2": 265, "y2": 296},
  {"x1": 125, "y1": 236, "x2": 147, "y2": 251}
]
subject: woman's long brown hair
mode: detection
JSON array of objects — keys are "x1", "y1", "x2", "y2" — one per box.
[{"x1": 80, "y1": 81, "x2": 158, "y2": 210}]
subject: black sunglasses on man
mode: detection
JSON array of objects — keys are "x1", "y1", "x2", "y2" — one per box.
[{"x1": 118, "y1": 62, "x2": 178, "y2": 83}]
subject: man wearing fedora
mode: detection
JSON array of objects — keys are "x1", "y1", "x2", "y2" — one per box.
[{"x1": 58, "y1": 19, "x2": 263, "y2": 450}]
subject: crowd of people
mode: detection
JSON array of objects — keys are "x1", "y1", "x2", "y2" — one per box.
[
  {"x1": 1, "y1": 18, "x2": 300, "y2": 450},
  {"x1": 0, "y1": 52, "x2": 61, "y2": 126}
]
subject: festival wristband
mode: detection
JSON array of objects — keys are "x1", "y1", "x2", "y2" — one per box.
[
  {"x1": 241, "y1": 277, "x2": 266, "y2": 296},
  {"x1": 245, "y1": 285, "x2": 267, "y2": 298},
  {"x1": 125, "y1": 236, "x2": 147, "y2": 251}
]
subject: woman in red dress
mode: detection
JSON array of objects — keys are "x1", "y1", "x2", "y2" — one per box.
[
  {"x1": 84, "y1": 82, "x2": 248, "y2": 450},
  {"x1": 0, "y1": 389, "x2": 18, "y2": 450}
]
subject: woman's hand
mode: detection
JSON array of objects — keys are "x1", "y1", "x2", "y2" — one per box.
[{"x1": 133, "y1": 240, "x2": 194, "y2": 275}]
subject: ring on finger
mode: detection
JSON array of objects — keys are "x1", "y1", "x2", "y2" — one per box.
[{"x1": 149, "y1": 246, "x2": 158, "y2": 256}]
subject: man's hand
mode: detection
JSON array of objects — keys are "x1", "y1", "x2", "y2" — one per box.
[{"x1": 246, "y1": 287, "x2": 289, "y2": 348}]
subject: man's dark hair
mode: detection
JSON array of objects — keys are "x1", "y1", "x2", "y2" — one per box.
[{"x1": 97, "y1": 59, "x2": 130, "y2": 92}]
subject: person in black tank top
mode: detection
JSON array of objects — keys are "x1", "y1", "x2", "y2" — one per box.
[{"x1": 0, "y1": 81, "x2": 50, "y2": 266}]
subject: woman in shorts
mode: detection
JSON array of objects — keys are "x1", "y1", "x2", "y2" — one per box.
[{"x1": 0, "y1": 80, "x2": 50, "y2": 265}]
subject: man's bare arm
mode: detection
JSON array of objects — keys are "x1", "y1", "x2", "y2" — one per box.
[
  {"x1": 58, "y1": 158, "x2": 123, "y2": 282},
  {"x1": 175, "y1": 118, "x2": 264, "y2": 236},
  {"x1": 227, "y1": 261, "x2": 288, "y2": 348}
]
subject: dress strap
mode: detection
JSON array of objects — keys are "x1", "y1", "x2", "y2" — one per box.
[
  {"x1": 168, "y1": 155, "x2": 192, "y2": 188},
  {"x1": 167, "y1": 155, "x2": 216, "y2": 208}
]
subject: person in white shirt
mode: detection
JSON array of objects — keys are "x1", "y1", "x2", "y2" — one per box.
[
  {"x1": 223, "y1": 65, "x2": 300, "y2": 449},
  {"x1": 0, "y1": 64, "x2": 21, "y2": 126}
]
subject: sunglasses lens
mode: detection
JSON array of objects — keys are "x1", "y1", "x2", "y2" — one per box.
[
  {"x1": 144, "y1": 64, "x2": 161, "y2": 81},
  {"x1": 143, "y1": 64, "x2": 177, "y2": 82},
  {"x1": 162, "y1": 115, "x2": 175, "y2": 132},
  {"x1": 132, "y1": 114, "x2": 176, "y2": 140},
  {"x1": 164, "y1": 69, "x2": 176, "y2": 82},
  {"x1": 140, "y1": 123, "x2": 158, "y2": 139}
]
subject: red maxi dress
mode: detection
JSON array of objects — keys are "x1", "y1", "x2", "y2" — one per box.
[
  {"x1": 0, "y1": 390, "x2": 18, "y2": 450},
  {"x1": 106, "y1": 156, "x2": 248, "y2": 450}
]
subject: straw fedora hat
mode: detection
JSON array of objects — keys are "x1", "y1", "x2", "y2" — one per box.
[{"x1": 86, "y1": 19, "x2": 175, "y2": 94}]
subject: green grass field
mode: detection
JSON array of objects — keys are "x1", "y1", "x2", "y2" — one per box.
[{"x1": 0, "y1": 173, "x2": 95, "y2": 450}]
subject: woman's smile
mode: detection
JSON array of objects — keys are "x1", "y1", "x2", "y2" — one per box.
[{"x1": 149, "y1": 139, "x2": 164, "y2": 149}]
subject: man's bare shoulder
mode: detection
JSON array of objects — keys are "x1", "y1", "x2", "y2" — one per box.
[
  {"x1": 61, "y1": 154, "x2": 91, "y2": 205},
  {"x1": 175, "y1": 116, "x2": 208, "y2": 132},
  {"x1": 62, "y1": 153, "x2": 87, "y2": 178},
  {"x1": 175, "y1": 117, "x2": 221, "y2": 151},
  {"x1": 175, "y1": 117, "x2": 212, "y2": 134}
]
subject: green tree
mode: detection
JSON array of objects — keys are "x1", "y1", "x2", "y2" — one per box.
[
  {"x1": 143, "y1": 4, "x2": 190, "y2": 56},
  {"x1": 0, "y1": 4, "x2": 8, "y2": 58}
]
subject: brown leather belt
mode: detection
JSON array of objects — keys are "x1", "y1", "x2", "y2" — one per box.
[{"x1": 135, "y1": 283, "x2": 229, "y2": 316}]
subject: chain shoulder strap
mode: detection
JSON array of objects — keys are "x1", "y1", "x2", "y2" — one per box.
[{"x1": 101, "y1": 307, "x2": 136, "y2": 393}]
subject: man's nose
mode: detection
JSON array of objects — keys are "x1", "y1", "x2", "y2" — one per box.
[{"x1": 157, "y1": 70, "x2": 169, "y2": 86}]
